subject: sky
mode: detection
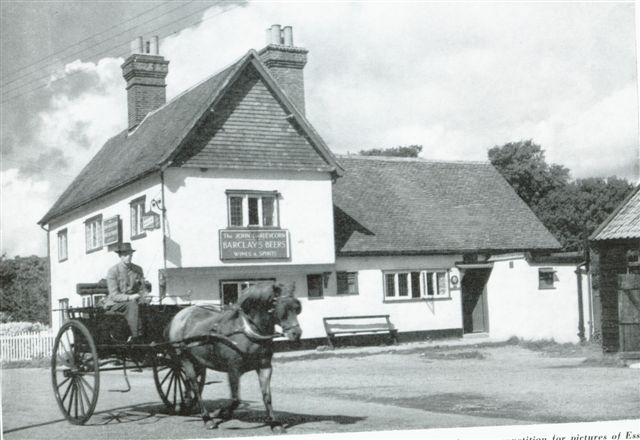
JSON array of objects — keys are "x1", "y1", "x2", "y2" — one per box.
[{"x1": 0, "y1": 1, "x2": 638, "y2": 258}]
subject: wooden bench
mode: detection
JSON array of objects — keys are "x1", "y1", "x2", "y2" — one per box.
[{"x1": 322, "y1": 315, "x2": 398, "y2": 348}]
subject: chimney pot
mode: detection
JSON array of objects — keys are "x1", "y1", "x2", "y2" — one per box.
[
  {"x1": 283, "y1": 26, "x2": 293, "y2": 46},
  {"x1": 259, "y1": 25, "x2": 308, "y2": 114},
  {"x1": 270, "y1": 24, "x2": 282, "y2": 45},
  {"x1": 149, "y1": 36, "x2": 159, "y2": 55},
  {"x1": 130, "y1": 36, "x2": 143, "y2": 54}
]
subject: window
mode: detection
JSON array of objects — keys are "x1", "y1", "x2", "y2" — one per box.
[
  {"x1": 220, "y1": 279, "x2": 274, "y2": 306},
  {"x1": 81, "y1": 294, "x2": 105, "y2": 307},
  {"x1": 130, "y1": 197, "x2": 146, "y2": 238},
  {"x1": 226, "y1": 191, "x2": 279, "y2": 228},
  {"x1": 538, "y1": 268, "x2": 558, "y2": 290},
  {"x1": 57, "y1": 229, "x2": 68, "y2": 262},
  {"x1": 84, "y1": 215, "x2": 103, "y2": 252},
  {"x1": 307, "y1": 274, "x2": 323, "y2": 298},
  {"x1": 337, "y1": 272, "x2": 359, "y2": 295},
  {"x1": 59, "y1": 299, "x2": 69, "y2": 324},
  {"x1": 384, "y1": 270, "x2": 449, "y2": 300}
]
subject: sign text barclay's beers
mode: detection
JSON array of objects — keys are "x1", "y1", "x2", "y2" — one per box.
[{"x1": 219, "y1": 230, "x2": 289, "y2": 260}]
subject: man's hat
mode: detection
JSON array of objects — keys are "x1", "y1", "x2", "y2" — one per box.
[{"x1": 109, "y1": 242, "x2": 136, "y2": 254}]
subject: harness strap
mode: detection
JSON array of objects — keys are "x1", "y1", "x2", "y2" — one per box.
[{"x1": 240, "y1": 314, "x2": 283, "y2": 341}]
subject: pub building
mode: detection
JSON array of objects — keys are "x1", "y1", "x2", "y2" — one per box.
[{"x1": 40, "y1": 26, "x2": 588, "y2": 345}]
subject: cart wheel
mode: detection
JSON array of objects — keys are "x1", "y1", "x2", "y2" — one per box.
[
  {"x1": 152, "y1": 353, "x2": 206, "y2": 414},
  {"x1": 51, "y1": 320, "x2": 100, "y2": 425}
]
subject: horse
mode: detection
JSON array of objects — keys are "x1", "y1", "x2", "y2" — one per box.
[{"x1": 166, "y1": 282, "x2": 302, "y2": 432}]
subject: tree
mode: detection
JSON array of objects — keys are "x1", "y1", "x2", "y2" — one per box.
[
  {"x1": 488, "y1": 140, "x2": 570, "y2": 208},
  {"x1": 489, "y1": 141, "x2": 634, "y2": 252},
  {"x1": 0, "y1": 255, "x2": 50, "y2": 324},
  {"x1": 359, "y1": 145, "x2": 423, "y2": 158}
]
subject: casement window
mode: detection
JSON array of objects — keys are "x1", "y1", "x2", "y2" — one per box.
[
  {"x1": 130, "y1": 196, "x2": 146, "y2": 239},
  {"x1": 84, "y1": 215, "x2": 103, "y2": 252},
  {"x1": 220, "y1": 279, "x2": 274, "y2": 306},
  {"x1": 226, "y1": 191, "x2": 279, "y2": 228},
  {"x1": 57, "y1": 229, "x2": 68, "y2": 262},
  {"x1": 337, "y1": 271, "x2": 359, "y2": 295},
  {"x1": 59, "y1": 298, "x2": 69, "y2": 324},
  {"x1": 384, "y1": 270, "x2": 449, "y2": 301},
  {"x1": 307, "y1": 274, "x2": 324, "y2": 299},
  {"x1": 538, "y1": 268, "x2": 558, "y2": 290}
]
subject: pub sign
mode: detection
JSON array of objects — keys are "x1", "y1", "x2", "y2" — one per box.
[{"x1": 219, "y1": 230, "x2": 290, "y2": 260}]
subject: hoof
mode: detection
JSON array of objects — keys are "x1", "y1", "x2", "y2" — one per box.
[
  {"x1": 270, "y1": 423, "x2": 286, "y2": 434},
  {"x1": 205, "y1": 420, "x2": 218, "y2": 430}
]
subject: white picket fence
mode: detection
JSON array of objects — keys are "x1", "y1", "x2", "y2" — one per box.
[{"x1": 0, "y1": 331, "x2": 55, "y2": 362}]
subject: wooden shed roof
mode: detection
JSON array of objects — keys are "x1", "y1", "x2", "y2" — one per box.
[
  {"x1": 333, "y1": 156, "x2": 561, "y2": 255},
  {"x1": 590, "y1": 185, "x2": 640, "y2": 241}
]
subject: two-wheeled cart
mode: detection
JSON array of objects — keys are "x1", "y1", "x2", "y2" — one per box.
[{"x1": 51, "y1": 303, "x2": 208, "y2": 425}]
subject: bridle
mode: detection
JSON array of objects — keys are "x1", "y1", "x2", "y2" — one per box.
[{"x1": 240, "y1": 298, "x2": 301, "y2": 341}]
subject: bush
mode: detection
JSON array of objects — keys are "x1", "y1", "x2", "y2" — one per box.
[{"x1": 0, "y1": 321, "x2": 50, "y2": 335}]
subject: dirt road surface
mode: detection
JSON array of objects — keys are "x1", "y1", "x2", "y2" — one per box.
[{"x1": 2, "y1": 342, "x2": 638, "y2": 439}]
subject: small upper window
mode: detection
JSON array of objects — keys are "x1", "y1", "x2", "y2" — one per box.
[
  {"x1": 538, "y1": 268, "x2": 558, "y2": 290},
  {"x1": 130, "y1": 197, "x2": 146, "y2": 238},
  {"x1": 226, "y1": 191, "x2": 279, "y2": 228},
  {"x1": 57, "y1": 229, "x2": 68, "y2": 262},
  {"x1": 337, "y1": 271, "x2": 359, "y2": 295},
  {"x1": 84, "y1": 215, "x2": 103, "y2": 253}
]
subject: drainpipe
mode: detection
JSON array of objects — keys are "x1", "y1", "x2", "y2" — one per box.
[
  {"x1": 575, "y1": 263, "x2": 587, "y2": 343},
  {"x1": 159, "y1": 170, "x2": 167, "y2": 300},
  {"x1": 39, "y1": 223, "x2": 53, "y2": 327}
]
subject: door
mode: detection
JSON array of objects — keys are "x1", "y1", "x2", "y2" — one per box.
[
  {"x1": 461, "y1": 269, "x2": 491, "y2": 333},
  {"x1": 618, "y1": 274, "x2": 640, "y2": 353}
]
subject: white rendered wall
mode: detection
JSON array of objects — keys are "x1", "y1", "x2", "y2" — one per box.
[
  {"x1": 291, "y1": 255, "x2": 465, "y2": 340},
  {"x1": 163, "y1": 168, "x2": 335, "y2": 268},
  {"x1": 48, "y1": 174, "x2": 164, "y2": 329},
  {"x1": 486, "y1": 256, "x2": 591, "y2": 343}
]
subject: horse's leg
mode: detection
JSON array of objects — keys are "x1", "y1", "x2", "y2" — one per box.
[
  {"x1": 257, "y1": 367, "x2": 285, "y2": 433},
  {"x1": 212, "y1": 368, "x2": 241, "y2": 424},
  {"x1": 182, "y1": 357, "x2": 215, "y2": 430}
]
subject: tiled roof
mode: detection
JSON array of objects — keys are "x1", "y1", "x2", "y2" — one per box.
[
  {"x1": 590, "y1": 185, "x2": 640, "y2": 241},
  {"x1": 333, "y1": 156, "x2": 561, "y2": 255},
  {"x1": 39, "y1": 50, "x2": 341, "y2": 225}
]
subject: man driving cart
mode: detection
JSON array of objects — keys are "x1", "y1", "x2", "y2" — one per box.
[{"x1": 104, "y1": 242, "x2": 151, "y2": 342}]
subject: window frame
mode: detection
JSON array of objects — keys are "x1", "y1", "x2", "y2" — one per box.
[
  {"x1": 130, "y1": 196, "x2": 146, "y2": 240},
  {"x1": 219, "y1": 278, "x2": 275, "y2": 306},
  {"x1": 538, "y1": 267, "x2": 558, "y2": 290},
  {"x1": 225, "y1": 190, "x2": 280, "y2": 229},
  {"x1": 336, "y1": 271, "x2": 359, "y2": 295},
  {"x1": 383, "y1": 270, "x2": 451, "y2": 302},
  {"x1": 84, "y1": 214, "x2": 103, "y2": 253},
  {"x1": 57, "y1": 229, "x2": 68, "y2": 262},
  {"x1": 307, "y1": 274, "x2": 324, "y2": 299}
]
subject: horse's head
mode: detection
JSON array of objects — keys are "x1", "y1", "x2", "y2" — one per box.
[{"x1": 239, "y1": 282, "x2": 302, "y2": 341}]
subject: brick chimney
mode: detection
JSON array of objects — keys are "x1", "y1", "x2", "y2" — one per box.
[
  {"x1": 121, "y1": 36, "x2": 169, "y2": 131},
  {"x1": 259, "y1": 25, "x2": 308, "y2": 115}
]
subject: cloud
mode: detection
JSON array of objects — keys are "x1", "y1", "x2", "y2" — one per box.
[{"x1": 1, "y1": 169, "x2": 50, "y2": 257}]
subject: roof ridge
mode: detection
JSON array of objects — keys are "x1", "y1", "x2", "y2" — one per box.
[{"x1": 337, "y1": 154, "x2": 490, "y2": 165}]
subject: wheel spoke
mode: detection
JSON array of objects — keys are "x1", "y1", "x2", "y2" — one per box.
[
  {"x1": 66, "y1": 382, "x2": 74, "y2": 416},
  {"x1": 76, "y1": 379, "x2": 86, "y2": 416},
  {"x1": 61, "y1": 378, "x2": 74, "y2": 404},
  {"x1": 79, "y1": 375, "x2": 95, "y2": 395},
  {"x1": 165, "y1": 371, "x2": 176, "y2": 402},
  {"x1": 159, "y1": 367, "x2": 172, "y2": 387},
  {"x1": 56, "y1": 376, "x2": 71, "y2": 391}
]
